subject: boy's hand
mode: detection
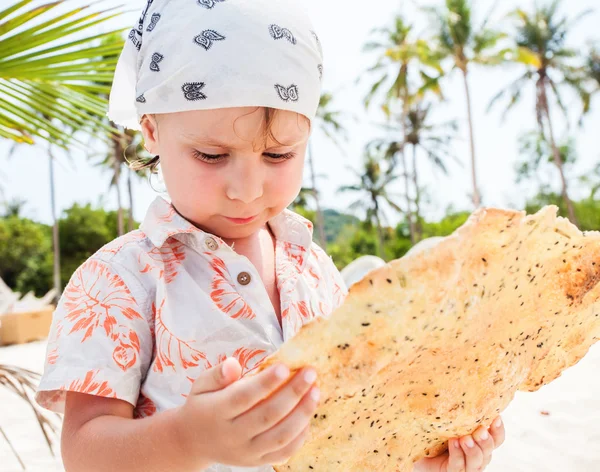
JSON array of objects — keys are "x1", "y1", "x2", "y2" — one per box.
[
  {"x1": 413, "y1": 417, "x2": 505, "y2": 472},
  {"x1": 176, "y1": 357, "x2": 320, "y2": 469}
]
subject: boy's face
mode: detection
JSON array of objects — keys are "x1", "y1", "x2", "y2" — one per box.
[{"x1": 141, "y1": 107, "x2": 309, "y2": 241}]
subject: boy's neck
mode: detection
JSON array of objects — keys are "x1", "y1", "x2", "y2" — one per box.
[{"x1": 221, "y1": 224, "x2": 273, "y2": 252}]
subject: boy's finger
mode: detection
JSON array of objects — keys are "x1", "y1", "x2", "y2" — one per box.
[
  {"x1": 447, "y1": 439, "x2": 466, "y2": 472},
  {"x1": 473, "y1": 426, "x2": 495, "y2": 465},
  {"x1": 190, "y1": 357, "x2": 242, "y2": 395},
  {"x1": 490, "y1": 417, "x2": 506, "y2": 448},
  {"x1": 249, "y1": 385, "x2": 319, "y2": 453},
  {"x1": 460, "y1": 435, "x2": 484, "y2": 472},
  {"x1": 261, "y1": 423, "x2": 310, "y2": 466},
  {"x1": 233, "y1": 367, "x2": 318, "y2": 436},
  {"x1": 223, "y1": 363, "x2": 293, "y2": 418}
]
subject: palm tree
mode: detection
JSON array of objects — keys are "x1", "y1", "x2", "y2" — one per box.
[
  {"x1": 307, "y1": 92, "x2": 347, "y2": 247},
  {"x1": 338, "y1": 151, "x2": 403, "y2": 258},
  {"x1": 369, "y1": 104, "x2": 458, "y2": 243},
  {"x1": 490, "y1": 0, "x2": 590, "y2": 224},
  {"x1": 425, "y1": 0, "x2": 505, "y2": 208},
  {"x1": 403, "y1": 104, "x2": 459, "y2": 240},
  {"x1": 123, "y1": 130, "x2": 150, "y2": 232},
  {"x1": 366, "y1": 137, "x2": 411, "y2": 242},
  {"x1": 1, "y1": 1, "x2": 126, "y2": 297},
  {"x1": 1, "y1": 198, "x2": 26, "y2": 217},
  {"x1": 516, "y1": 131, "x2": 576, "y2": 193},
  {"x1": 363, "y1": 16, "x2": 443, "y2": 111},
  {"x1": 94, "y1": 128, "x2": 148, "y2": 235},
  {"x1": 586, "y1": 46, "x2": 600, "y2": 104},
  {"x1": 0, "y1": 3, "x2": 125, "y2": 450},
  {"x1": 362, "y1": 16, "x2": 443, "y2": 240}
]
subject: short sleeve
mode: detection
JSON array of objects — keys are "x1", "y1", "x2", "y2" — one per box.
[{"x1": 36, "y1": 258, "x2": 153, "y2": 414}]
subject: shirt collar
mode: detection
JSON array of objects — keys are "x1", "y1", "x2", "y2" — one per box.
[{"x1": 140, "y1": 196, "x2": 314, "y2": 253}]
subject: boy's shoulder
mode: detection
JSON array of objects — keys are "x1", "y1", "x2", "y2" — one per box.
[{"x1": 91, "y1": 229, "x2": 151, "y2": 264}]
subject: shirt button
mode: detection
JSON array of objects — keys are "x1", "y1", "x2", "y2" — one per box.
[
  {"x1": 237, "y1": 272, "x2": 251, "y2": 286},
  {"x1": 205, "y1": 237, "x2": 219, "y2": 251}
]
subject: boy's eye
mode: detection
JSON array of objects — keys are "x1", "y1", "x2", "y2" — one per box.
[
  {"x1": 192, "y1": 150, "x2": 227, "y2": 162},
  {"x1": 264, "y1": 151, "x2": 296, "y2": 161},
  {"x1": 192, "y1": 150, "x2": 297, "y2": 163}
]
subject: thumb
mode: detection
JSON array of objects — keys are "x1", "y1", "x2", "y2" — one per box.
[{"x1": 190, "y1": 357, "x2": 242, "y2": 395}]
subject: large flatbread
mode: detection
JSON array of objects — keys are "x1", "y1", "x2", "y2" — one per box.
[{"x1": 259, "y1": 206, "x2": 600, "y2": 471}]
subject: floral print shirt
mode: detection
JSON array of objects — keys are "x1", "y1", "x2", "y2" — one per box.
[{"x1": 36, "y1": 196, "x2": 347, "y2": 472}]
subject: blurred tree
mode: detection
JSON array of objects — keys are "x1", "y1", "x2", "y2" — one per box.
[
  {"x1": 425, "y1": 0, "x2": 506, "y2": 207},
  {"x1": 0, "y1": 0, "x2": 126, "y2": 298},
  {"x1": 338, "y1": 151, "x2": 403, "y2": 258},
  {"x1": 401, "y1": 103, "x2": 458, "y2": 240},
  {"x1": 58, "y1": 203, "x2": 135, "y2": 284},
  {"x1": 490, "y1": 0, "x2": 591, "y2": 224},
  {"x1": 363, "y1": 16, "x2": 443, "y2": 239},
  {"x1": 0, "y1": 216, "x2": 50, "y2": 293},
  {"x1": 307, "y1": 92, "x2": 347, "y2": 247},
  {"x1": 525, "y1": 191, "x2": 600, "y2": 232},
  {"x1": 515, "y1": 131, "x2": 576, "y2": 198}
]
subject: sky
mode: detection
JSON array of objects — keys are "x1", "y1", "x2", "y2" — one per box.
[{"x1": 1, "y1": 0, "x2": 599, "y2": 226}]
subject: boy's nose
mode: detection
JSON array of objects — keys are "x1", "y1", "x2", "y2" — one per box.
[{"x1": 225, "y1": 164, "x2": 264, "y2": 204}]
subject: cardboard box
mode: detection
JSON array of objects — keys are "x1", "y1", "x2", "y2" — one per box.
[{"x1": 0, "y1": 306, "x2": 54, "y2": 346}]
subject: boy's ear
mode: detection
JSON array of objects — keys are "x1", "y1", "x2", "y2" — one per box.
[{"x1": 139, "y1": 114, "x2": 160, "y2": 154}]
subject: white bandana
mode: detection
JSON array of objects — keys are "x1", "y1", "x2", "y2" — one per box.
[{"x1": 108, "y1": 0, "x2": 324, "y2": 130}]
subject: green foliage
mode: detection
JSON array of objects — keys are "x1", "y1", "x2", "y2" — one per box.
[
  {"x1": 490, "y1": 1, "x2": 590, "y2": 122},
  {"x1": 0, "y1": 1, "x2": 126, "y2": 146},
  {"x1": 325, "y1": 210, "x2": 472, "y2": 269},
  {"x1": 323, "y1": 209, "x2": 360, "y2": 244},
  {"x1": 0, "y1": 204, "x2": 138, "y2": 297},
  {"x1": 515, "y1": 131, "x2": 576, "y2": 184},
  {"x1": 525, "y1": 192, "x2": 600, "y2": 232},
  {"x1": 421, "y1": 212, "x2": 471, "y2": 238},
  {"x1": 15, "y1": 249, "x2": 53, "y2": 298},
  {"x1": 0, "y1": 216, "x2": 51, "y2": 295},
  {"x1": 326, "y1": 224, "x2": 382, "y2": 269},
  {"x1": 425, "y1": 0, "x2": 506, "y2": 71},
  {"x1": 59, "y1": 204, "x2": 136, "y2": 284}
]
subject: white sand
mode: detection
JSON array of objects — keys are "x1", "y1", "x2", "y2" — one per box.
[{"x1": 0, "y1": 341, "x2": 599, "y2": 472}]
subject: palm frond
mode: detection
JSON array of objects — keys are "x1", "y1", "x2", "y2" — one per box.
[
  {"x1": 546, "y1": 77, "x2": 569, "y2": 121},
  {"x1": 487, "y1": 72, "x2": 530, "y2": 118},
  {"x1": 0, "y1": 1, "x2": 126, "y2": 147},
  {"x1": 0, "y1": 364, "x2": 61, "y2": 467}
]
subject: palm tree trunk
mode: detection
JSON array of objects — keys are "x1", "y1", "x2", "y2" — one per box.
[
  {"x1": 112, "y1": 139, "x2": 124, "y2": 236},
  {"x1": 400, "y1": 109, "x2": 416, "y2": 244},
  {"x1": 127, "y1": 167, "x2": 135, "y2": 233},
  {"x1": 373, "y1": 200, "x2": 385, "y2": 260},
  {"x1": 540, "y1": 83, "x2": 578, "y2": 225},
  {"x1": 462, "y1": 69, "x2": 481, "y2": 208},
  {"x1": 48, "y1": 147, "x2": 61, "y2": 302},
  {"x1": 411, "y1": 144, "x2": 422, "y2": 242},
  {"x1": 307, "y1": 140, "x2": 327, "y2": 247}
]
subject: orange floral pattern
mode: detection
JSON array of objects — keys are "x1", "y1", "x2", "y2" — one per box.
[
  {"x1": 64, "y1": 370, "x2": 116, "y2": 398},
  {"x1": 98, "y1": 231, "x2": 145, "y2": 256},
  {"x1": 36, "y1": 196, "x2": 348, "y2": 424},
  {"x1": 153, "y1": 299, "x2": 211, "y2": 373},
  {"x1": 139, "y1": 237, "x2": 187, "y2": 283},
  {"x1": 282, "y1": 242, "x2": 306, "y2": 273},
  {"x1": 63, "y1": 259, "x2": 143, "y2": 371},
  {"x1": 209, "y1": 256, "x2": 256, "y2": 320}
]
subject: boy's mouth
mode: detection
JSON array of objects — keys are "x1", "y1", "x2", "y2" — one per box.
[{"x1": 223, "y1": 215, "x2": 258, "y2": 225}]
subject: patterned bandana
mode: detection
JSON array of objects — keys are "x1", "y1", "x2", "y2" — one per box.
[{"x1": 108, "y1": 0, "x2": 324, "y2": 130}]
